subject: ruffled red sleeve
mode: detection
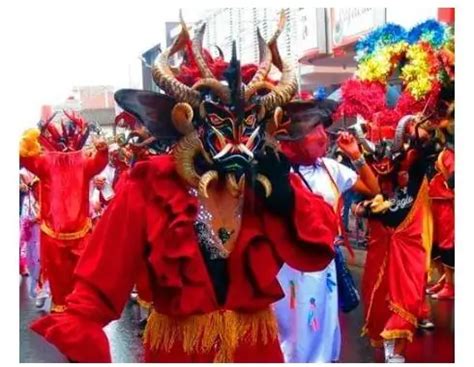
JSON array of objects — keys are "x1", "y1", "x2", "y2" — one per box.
[
  {"x1": 85, "y1": 147, "x2": 109, "y2": 178},
  {"x1": 30, "y1": 170, "x2": 148, "y2": 362},
  {"x1": 20, "y1": 154, "x2": 47, "y2": 179},
  {"x1": 265, "y1": 173, "x2": 337, "y2": 272}
]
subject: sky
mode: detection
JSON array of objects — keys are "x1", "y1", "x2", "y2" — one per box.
[{"x1": 3, "y1": 0, "x2": 207, "y2": 131}]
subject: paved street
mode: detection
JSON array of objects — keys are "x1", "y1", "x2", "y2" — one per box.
[{"x1": 20, "y1": 266, "x2": 454, "y2": 363}]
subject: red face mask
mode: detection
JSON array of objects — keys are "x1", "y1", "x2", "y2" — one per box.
[{"x1": 280, "y1": 124, "x2": 328, "y2": 165}]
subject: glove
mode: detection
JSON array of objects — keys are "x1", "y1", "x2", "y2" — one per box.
[
  {"x1": 447, "y1": 173, "x2": 455, "y2": 190},
  {"x1": 254, "y1": 147, "x2": 295, "y2": 216}
]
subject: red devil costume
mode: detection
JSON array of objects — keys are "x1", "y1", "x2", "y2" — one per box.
[
  {"x1": 334, "y1": 19, "x2": 455, "y2": 362},
  {"x1": 350, "y1": 118, "x2": 433, "y2": 354},
  {"x1": 30, "y1": 13, "x2": 338, "y2": 362},
  {"x1": 20, "y1": 111, "x2": 108, "y2": 312},
  {"x1": 428, "y1": 119, "x2": 455, "y2": 299}
]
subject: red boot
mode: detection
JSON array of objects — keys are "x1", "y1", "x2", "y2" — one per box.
[{"x1": 431, "y1": 283, "x2": 454, "y2": 300}]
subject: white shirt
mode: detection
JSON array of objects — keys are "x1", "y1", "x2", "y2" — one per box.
[{"x1": 295, "y1": 157, "x2": 357, "y2": 207}]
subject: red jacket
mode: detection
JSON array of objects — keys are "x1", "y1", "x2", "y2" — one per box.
[{"x1": 31, "y1": 155, "x2": 337, "y2": 362}]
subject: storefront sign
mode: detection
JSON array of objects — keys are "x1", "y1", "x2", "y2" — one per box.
[{"x1": 330, "y1": 8, "x2": 385, "y2": 49}]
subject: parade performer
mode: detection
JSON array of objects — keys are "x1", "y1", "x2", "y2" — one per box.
[
  {"x1": 335, "y1": 19, "x2": 453, "y2": 362},
  {"x1": 19, "y1": 110, "x2": 108, "y2": 312},
  {"x1": 428, "y1": 102, "x2": 454, "y2": 300},
  {"x1": 19, "y1": 169, "x2": 48, "y2": 304},
  {"x1": 272, "y1": 100, "x2": 380, "y2": 362},
  {"x1": 427, "y1": 43, "x2": 455, "y2": 300},
  {"x1": 90, "y1": 164, "x2": 116, "y2": 224},
  {"x1": 30, "y1": 13, "x2": 338, "y2": 363}
]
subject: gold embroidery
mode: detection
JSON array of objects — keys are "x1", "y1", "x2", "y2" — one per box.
[
  {"x1": 50, "y1": 304, "x2": 67, "y2": 313},
  {"x1": 380, "y1": 329, "x2": 414, "y2": 343},
  {"x1": 40, "y1": 219, "x2": 92, "y2": 240},
  {"x1": 388, "y1": 301, "x2": 418, "y2": 327}
]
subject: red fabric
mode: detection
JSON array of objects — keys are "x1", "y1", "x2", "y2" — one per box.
[
  {"x1": 362, "y1": 199, "x2": 427, "y2": 343},
  {"x1": 20, "y1": 149, "x2": 108, "y2": 233},
  {"x1": 20, "y1": 148, "x2": 108, "y2": 306},
  {"x1": 429, "y1": 173, "x2": 454, "y2": 250},
  {"x1": 41, "y1": 234, "x2": 84, "y2": 306},
  {"x1": 143, "y1": 334, "x2": 284, "y2": 362},
  {"x1": 438, "y1": 148, "x2": 455, "y2": 180},
  {"x1": 30, "y1": 155, "x2": 336, "y2": 362}
]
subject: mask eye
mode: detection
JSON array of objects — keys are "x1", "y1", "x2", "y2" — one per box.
[
  {"x1": 245, "y1": 115, "x2": 256, "y2": 126},
  {"x1": 208, "y1": 114, "x2": 223, "y2": 126}
]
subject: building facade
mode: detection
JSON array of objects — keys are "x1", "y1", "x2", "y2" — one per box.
[{"x1": 143, "y1": 8, "x2": 454, "y2": 94}]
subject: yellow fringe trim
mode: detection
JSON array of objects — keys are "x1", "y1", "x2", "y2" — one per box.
[
  {"x1": 20, "y1": 128, "x2": 42, "y2": 157},
  {"x1": 137, "y1": 296, "x2": 153, "y2": 310},
  {"x1": 40, "y1": 219, "x2": 92, "y2": 240},
  {"x1": 420, "y1": 181, "x2": 434, "y2": 273},
  {"x1": 144, "y1": 308, "x2": 278, "y2": 363},
  {"x1": 388, "y1": 301, "x2": 418, "y2": 327},
  {"x1": 51, "y1": 304, "x2": 67, "y2": 313},
  {"x1": 380, "y1": 329, "x2": 414, "y2": 343}
]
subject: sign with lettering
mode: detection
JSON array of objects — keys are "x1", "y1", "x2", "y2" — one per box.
[{"x1": 330, "y1": 8, "x2": 386, "y2": 49}]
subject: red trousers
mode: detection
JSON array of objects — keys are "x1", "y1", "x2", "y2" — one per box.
[{"x1": 41, "y1": 233, "x2": 86, "y2": 309}]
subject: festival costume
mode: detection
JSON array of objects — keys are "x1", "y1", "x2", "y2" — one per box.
[
  {"x1": 19, "y1": 169, "x2": 42, "y2": 294},
  {"x1": 334, "y1": 20, "x2": 454, "y2": 362},
  {"x1": 30, "y1": 13, "x2": 338, "y2": 362},
  {"x1": 275, "y1": 157, "x2": 357, "y2": 362},
  {"x1": 90, "y1": 164, "x2": 116, "y2": 223},
  {"x1": 429, "y1": 148, "x2": 454, "y2": 264},
  {"x1": 20, "y1": 112, "x2": 108, "y2": 311}
]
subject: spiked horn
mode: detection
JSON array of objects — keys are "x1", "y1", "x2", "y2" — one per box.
[
  {"x1": 198, "y1": 170, "x2": 219, "y2": 198},
  {"x1": 256, "y1": 174, "x2": 272, "y2": 197},
  {"x1": 151, "y1": 15, "x2": 201, "y2": 107},
  {"x1": 246, "y1": 29, "x2": 272, "y2": 91},
  {"x1": 246, "y1": 10, "x2": 297, "y2": 110},
  {"x1": 191, "y1": 22, "x2": 215, "y2": 79},
  {"x1": 349, "y1": 115, "x2": 376, "y2": 154},
  {"x1": 173, "y1": 131, "x2": 205, "y2": 188},
  {"x1": 393, "y1": 115, "x2": 415, "y2": 151}
]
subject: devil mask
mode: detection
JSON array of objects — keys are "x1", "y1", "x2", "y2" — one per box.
[
  {"x1": 37, "y1": 110, "x2": 91, "y2": 152},
  {"x1": 114, "y1": 12, "x2": 297, "y2": 198}
]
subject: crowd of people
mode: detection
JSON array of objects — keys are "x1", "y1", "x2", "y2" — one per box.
[{"x1": 19, "y1": 13, "x2": 454, "y2": 363}]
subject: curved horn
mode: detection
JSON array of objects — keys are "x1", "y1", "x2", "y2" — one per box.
[
  {"x1": 173, "y1": 131, "x2": 204, "y2": 188},
  {"x1": 259, "y1": 61, "x2": 298, "y2": 111},
  {"x1": 171, "y1": 103, "x2": 195, "y2": 135},
  {"x1": 244, "y1": 81, "x2": 275, "y2": 101},
  {"x1": 213, "y1": 45, "x2": 225, "y2": 59},
  {"x1": 225, "y1": 173, "x2": 241, "y2": 197},
  {"x1": 192, "y1": 78, "x2": 231, "y2": 104},
  {"x1": 393, "y1": 115, "x2": 415, "y2": 151},
  {"x1": 198, "y1": 170, "x2": 219, "y2": 198},
  {"x1": 267, "y1": 10, "x2": 286, "y2": 70},
  {"x1": 246, "y1": 29, "x2": 272, "y2": 91},
  {"x1": 256, "y1": 174, "x2": 272, "y2": 197},
  {"x1": 349, "y1": 115, "x2": 376, "y2": 154},
  {"x1": 191, "y1": 23, "x2": 215, "y2": 79},
  {"x1": 258, "y1": 11, "x2": 297, "y2": 111},
  {"x1": 152, "y1": 17, "x2": 202, "y2": 107}
]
